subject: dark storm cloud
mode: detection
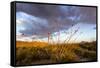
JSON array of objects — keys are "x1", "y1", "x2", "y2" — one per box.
[
  {"x1": 16, "y1": 3, "x2": 96, "y2": 37},
  {"x1": 16, "y1": 3, "x2": 96, "y2": 23},
  {"x1": 16, "y1": 3, "x2": 65, "y2": 18},
  {"x1": 59, "y1": 6, "x2": 96, "y2": 24},
  {"x1": 77, "y1": 7, "x2": 96, "y2": 24}
]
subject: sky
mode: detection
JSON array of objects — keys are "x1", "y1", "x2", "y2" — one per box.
[{"x1": 16, "y1": 3, "x2": 97, "y2": 43}]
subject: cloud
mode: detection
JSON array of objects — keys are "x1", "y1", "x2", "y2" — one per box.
[
  {"x1": 16, "y1": 3, "x2": 96, "y2": 23},
  {"x1": 16, "y1": 3, "x2": 65, "y2": 19},
  {"x1": 59, "y1": 6, "x2": 96, "y2": 24},
  {"x1": 16, "y1": 3, "x2": 97, "y2": 37},
  {"x1": 16, "y1": 11, "x2": 75, "y2": 36},
  {"x1": 77, "y1": 7, "x2": 96, "y2": 24},
  {"x1": 16, "y1": 12, "x2": 49, "y2": 36}
]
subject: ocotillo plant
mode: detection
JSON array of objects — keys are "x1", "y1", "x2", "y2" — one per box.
[
  {"x1": 63, "y1": 26, "x2": 79, "y2": 44},
  {"x1": 48, "y1": 32, "x2": 50, "y2": 44},
  {"x1": 72, "y1": 32, "x2": 83, "y2": 43},
  {"x1": 60, "y1": 27, "x2": 80, "y2": 55},
  {"x1": 63, "y1": 24, "x2": 74, "y2": 44}
]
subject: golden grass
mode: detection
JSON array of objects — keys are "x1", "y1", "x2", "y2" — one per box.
[
  {"x1": 16, "y1": 41, "x2": 48, "y2": 47},
  {"x1": 16, "y1": 41, "x2": 97, "y2": 65}
]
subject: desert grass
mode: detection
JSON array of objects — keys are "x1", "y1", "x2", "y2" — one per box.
[{"x1": 16, "y1": 41, "x2": 97, "y2": 65}]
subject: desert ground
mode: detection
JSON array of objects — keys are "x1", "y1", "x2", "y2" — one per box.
[{"x1": 16, "y1": 41, "x2": 97, "y2": 65}]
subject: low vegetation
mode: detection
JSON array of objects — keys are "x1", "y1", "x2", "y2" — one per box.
[{"x1": 16, "y1": 41, "x2": 97, "y2": 65}]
